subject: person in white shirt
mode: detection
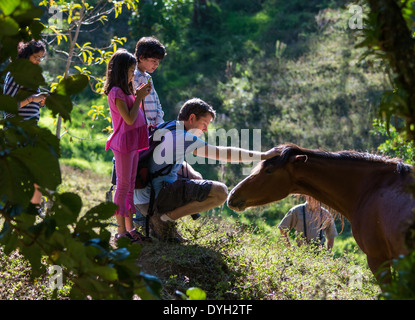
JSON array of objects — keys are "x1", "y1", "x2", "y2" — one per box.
[
  {"x1": 131, "y1": 36, "x2": 166, "y2": 227},
  {"x1": 278, "y1": 196, "x2": 338, "y2": 250},
  {"x1": 133, "y1": 36, "x2": 166, "y2": 129}
]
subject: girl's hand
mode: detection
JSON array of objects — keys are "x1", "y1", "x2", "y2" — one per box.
[{"x1": 135, "y1": 83, "x2": 152, "y2": 100}]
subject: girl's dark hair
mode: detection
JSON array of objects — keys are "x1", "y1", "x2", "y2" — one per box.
[
  {"x1": 134, "y1": 36, "x2": 166, "y2": 61},
  {"x1": 103, "y1": 49, "x2": 137, "y2": 96},
  {"x1": 178, "y1": 98, "x2": 216, "y2": 121},
  {"x1": 17, "y1": 40, "x2": 46, "y2": 59}
]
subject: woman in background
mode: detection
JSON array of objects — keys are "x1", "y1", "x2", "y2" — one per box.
[{"x1": 3, "y1": 40, "x2": 49, "y2": 212}]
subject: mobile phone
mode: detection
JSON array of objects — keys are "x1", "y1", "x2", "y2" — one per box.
[{"x1": 147, "y1": 76, "x2": 152, "y2": 84}]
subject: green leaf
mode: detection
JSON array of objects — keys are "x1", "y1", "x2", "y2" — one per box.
[
  {"x1": 51, "y1": 192, "x2": 82, "y2": 226},
  {"x1": 0, "y1": 221, "x2": 10, "y2": 239},
  {"x1": 69, "y1": 286, "x2": 84, "y2": 300},
  {"x1": 139, "y1": 272, "x2": 162, "y2": 299},
  {"x1": 0, "y1": 16, "x2": 19, "y2": 36},
  {"x1": 186, "y1": 287, "x2": 207, "y2": 300},
  {"x1": 45, "y1": 92, "x2": 73, "y2": 121},
  {"x1": 4, "y1": 203, "x2": 23, "y2": 218},
  {"x1": 109, "y1": 247, "x2": 130, "y2": 261},
  {"x1": 11, "y1": 2, "x2": 43, "y2": 25},
  {"x1": 55, "y1": 74, "x2": 89, "y2": 96},
  {"x1": 0, "y1": 156, "x2": 34, "y2": 205},
  {"x1": 1, "y1": 231, "x2": 18, "y2": 255},
  {"x1": 6, "y1": 59, "x2": 45, "y2": 89},
  {"x1": 0, "y1": 94, "x2": 18, "y2": 114},
  {"x1": 28, "y1": 19, "x2": 45, "y2": 40},
  {"x1": 0, "y1": 37, "x2": 19, "y2": 63},
  {"x1": 86, "y1": 202, "x2": 118, "y2": 221},
  {"x1": 66, "y1": 239, "x2": 92, "y2": 267},
  {"x1": 28, "y1": 217, "x2": 56, "y2": 239},
  {"x1": 0, "y1": 0, "x2": 20, "y2": 16},
  {"x1": 90, "y1": 266, "x2": 118, "y2": 281},
  {"x1": 19, "y1": 244, "x2": 45, "y2": 279},
  {"x1": 18, "y1": 207, "x2": 36, "y2": 227},
  {"x1": 11, "y1": 145, "x2": 61, "y2": 190},
  {"x1": 75, "y1": 202, "x2": 117, "y2": 237},
  {"x1": 0, "y1": 122, "x2": 61, "y2": 206}
]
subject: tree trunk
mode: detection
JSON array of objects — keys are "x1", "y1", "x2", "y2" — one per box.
[{"x1": 56, "y1": 6, "x2": 85, "y2": 138}]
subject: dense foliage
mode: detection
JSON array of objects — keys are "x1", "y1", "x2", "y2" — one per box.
[{"x1": 0, "y1": 0, "x2": 161, "y2": 300}]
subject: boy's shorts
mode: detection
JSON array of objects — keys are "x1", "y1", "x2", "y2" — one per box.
[{"x1": 156, "y1": 179, "x2": 213, "y2": 214}]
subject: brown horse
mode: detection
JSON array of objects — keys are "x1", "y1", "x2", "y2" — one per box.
[{"x1": 227, "y1": 143, "x2": 415, "y2": 277}]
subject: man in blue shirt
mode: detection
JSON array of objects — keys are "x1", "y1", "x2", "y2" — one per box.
[{"x1": 134, "y1": 98, "x2": 279, "y2": 241}]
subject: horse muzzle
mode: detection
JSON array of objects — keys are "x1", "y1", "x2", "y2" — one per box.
[{"x1": 227, "y1": 190, "x2": 246, "y2": 212}]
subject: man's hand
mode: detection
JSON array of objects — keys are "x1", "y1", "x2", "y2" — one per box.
[{"x1": 261, "y1": 147, "x2": 280, "y2": 160}]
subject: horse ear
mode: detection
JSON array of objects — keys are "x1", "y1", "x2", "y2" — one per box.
[{"x1": 290, "y1": 154, "x2": 308, "y2": 163}]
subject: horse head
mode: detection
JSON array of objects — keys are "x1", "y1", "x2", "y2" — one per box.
[
  {"x1": 228, "y1": 144, "x2": 307, "y2": 211},
  {"x1": 230, "y1": 143, "x2": 415, "y2": 278}
]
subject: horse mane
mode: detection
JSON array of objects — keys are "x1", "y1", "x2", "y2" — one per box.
[{"x1": 264, "y1": 143, "x2": 412, "y2": 174}]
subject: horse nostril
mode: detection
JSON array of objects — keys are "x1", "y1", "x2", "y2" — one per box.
[{"x1": 227, "y1": 195, "x2": 245, "y2": 211}]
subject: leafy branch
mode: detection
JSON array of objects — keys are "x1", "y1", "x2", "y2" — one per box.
[
  {"x1": 1, "y1": 0, "x2": 161, "y2": 299},
  {"x1": 39, "y1": 0, "x2": 136, "y2": 138}
]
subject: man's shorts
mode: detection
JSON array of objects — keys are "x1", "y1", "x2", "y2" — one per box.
[{"x1": 156, "y1": 179, "x2": 213, "y2": 214}]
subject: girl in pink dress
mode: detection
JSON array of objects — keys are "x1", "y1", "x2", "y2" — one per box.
[{"x1": 104, "y1": 49, "x2": 151, "y2": 243}]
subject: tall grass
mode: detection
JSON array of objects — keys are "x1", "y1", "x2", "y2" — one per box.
[{"x1": 138, "y1": 215, "x2": 380, "y2": 300}]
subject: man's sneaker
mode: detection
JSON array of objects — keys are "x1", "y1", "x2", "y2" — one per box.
[
  {"x1": 150, "y1": 215, "x2": 188, "y2": 243},
  {"x1": 168, "y1": 226, "x2": 189, "y2": 243},
  {"x1": 191, "y1": 213, "x2": 201, "y2": 220},
  {"x1": 149, "y1": 215, "x2": 170, "y2": 241}
]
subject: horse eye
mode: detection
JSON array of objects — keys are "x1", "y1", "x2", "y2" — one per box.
[{"x1": 264, "y1": 161, "x2": 279, "y2": 174}]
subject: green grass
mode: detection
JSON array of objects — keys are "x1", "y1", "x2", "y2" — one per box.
[
  {"x1": 59, "y1": 157, "x2": 112, "y2": 175},
  {"x1": 139, "y1": 215, "x2": 380, "y2": 300},
  {"x1": 0, "y1": 248, "x2": 72, "y2": 299}
]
